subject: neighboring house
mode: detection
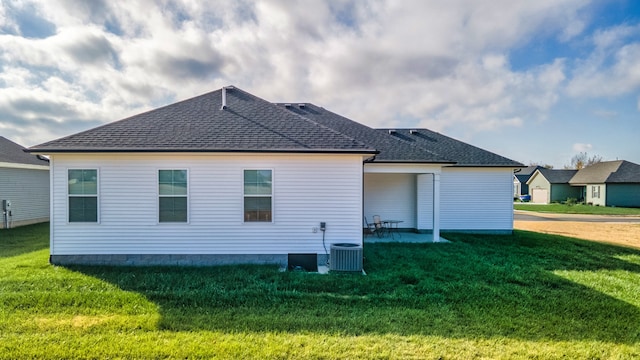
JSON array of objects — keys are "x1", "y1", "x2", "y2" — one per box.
[
  {"x1": 569, "y1": 160, "x2": 640, "y2": 207},
  {"x1": 29, "y1": 86, "x2": 523, "y2": 266},
  {"x1": 526, "y1": 168, "x2": 581, "y2": 204},
  {"x1": 0, "y1": 136, "x2": 50, "y2": 229},
  {"x1": 513, "y1": 165, "x2": 544, "y2": 198}
]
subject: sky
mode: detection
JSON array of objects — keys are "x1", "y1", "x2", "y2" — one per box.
[{"x1": 1, "y1": 0, "x2": 639, "y2": 168}]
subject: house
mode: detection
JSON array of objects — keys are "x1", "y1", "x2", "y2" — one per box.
[
  {"x1": 0, "y1": 136, "x2": 50, "y2": 229},
  {"x1": 513, "y1": 165, "x2": 544, "y2": 198},
  {"x1": 29, "y1": 86, "x2": 523, "y2": 266},
  {"x1": 526, "y1": 168, "x2": 581, "y2": 204},
  {"x1": 569, "y1": 160, "x2": 640, "y2": 207}
]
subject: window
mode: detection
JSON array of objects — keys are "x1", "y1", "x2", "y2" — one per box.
[
  {"x1": 68, "y1": 169, "x2": 98, "y2": 222},
  {"x1": 244, "y1": 169, "x2": 272, "y2": 222},
  {"x1": 159, "y1": 170, "x2": 188, "y2": 222},
  {"x1": 592, "y1": 185, "x2": 600, "y2": 199}
]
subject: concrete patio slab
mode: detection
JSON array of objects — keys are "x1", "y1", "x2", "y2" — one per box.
[{"x1": 364, "y1": 232, "x2": 450, "y2": 244}]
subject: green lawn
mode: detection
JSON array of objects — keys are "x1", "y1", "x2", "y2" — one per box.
[
  {"x1": 515, "y1": 203, "x2": 640, "y2": 215},
  {"x1": 1, "y1": 223, "x2": 640, "y2": 359}
]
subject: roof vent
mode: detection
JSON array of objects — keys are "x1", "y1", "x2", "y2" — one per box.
[
  {"x1": 284, "y1": 103, "x2": 292, "y2": 108},
  {"x1": 220, "y1": 86, "x2": 230, "y2": 110},
  {"x1": 388, "y1": 129, "x2": 396, "y2": 135},
  {"x1": 298, "y1": 103, "x2": 306, "y2": 108},
  {"x1": 409, "y1": 129, "x2": 418, "y2": 134}
]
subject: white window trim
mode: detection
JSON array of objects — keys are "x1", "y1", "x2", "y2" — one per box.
[
  {"x1": 242, "y1": 168, "x2": 274, "y2": 224},
  {"x1": 157, "y1": 168, "x2": 190, "y2": 224},
  {"x1": 66, "y1": 168, "x2": 100, "y2": 224}
]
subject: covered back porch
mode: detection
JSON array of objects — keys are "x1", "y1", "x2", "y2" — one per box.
[{"x1": 363, "y1": 163, "x2": 444, "y2": 242}]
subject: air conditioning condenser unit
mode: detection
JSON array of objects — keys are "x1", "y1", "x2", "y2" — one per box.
[{"x1": 329, "y1": 243, "x2": 363, "y2": 272}]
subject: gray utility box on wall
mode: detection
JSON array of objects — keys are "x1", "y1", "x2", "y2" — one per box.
[{"x1": 329, "y1": 243, "x2": 363, "y2": 272}]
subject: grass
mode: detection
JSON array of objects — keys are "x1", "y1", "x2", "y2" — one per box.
[
  {"x1": 515, "y1": 203, "x2": 640, "y2": 215},
  {"x1": 1, "y1": 223, "x2": 640, "y2": 358}
]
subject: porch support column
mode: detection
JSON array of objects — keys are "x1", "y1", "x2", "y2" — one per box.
[
  {"x1": 416, "y1": 173, "x2": 434, "y2": 233},
  {"x1": 432, "y1": 173, "x2": 441, "y2": 242}
]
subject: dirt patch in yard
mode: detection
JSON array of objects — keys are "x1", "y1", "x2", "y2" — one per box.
[{"x1": 514, "y1": 221, "x2": 640, "y2": 250}]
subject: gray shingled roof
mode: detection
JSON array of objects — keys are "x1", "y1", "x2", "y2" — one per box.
[
  {"x1": 279, "y1": 104, "x2": 453, "y2": 163},
  {"x1": 569, "y1": 160, "x2": 640, "y2": 184},
  {"x1": 514, "y1": 165, "x2": 544, "y2": 183},
  {"x1": 29, "y1": 87, "x2": 376, "y2": 154},
  {"x1": 534, "y1": 168, "x2": 578, "y2": 184},
  {"x1": 378, "y1": 128, "x2": 523, "y2": 166},
  {"x1": 519, "y1": 165, "x2": 544, "y2": 176},
  {"x1": 29, "y1": 86, "x2": 523, "y2": 167},
  {"x1": 0, "y1": 136, "x2": 49, "y2": 166}
]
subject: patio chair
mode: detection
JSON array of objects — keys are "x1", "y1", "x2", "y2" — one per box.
[
  {"x1": 372, "y1": 215, "x2": 386, "y2": 237},
  {"x1": 364, "y1": 216, "x2": 382, "y2": 237},
  {"x1": 364, "y1": 216, "x2": 375, "y2": 236}
]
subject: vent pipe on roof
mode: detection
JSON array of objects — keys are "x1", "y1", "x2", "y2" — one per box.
[
  {"x1": 220, "y1": 86, "x2": 234, "y2": 110},
  {"x1": 409, "y1": 129, "x2": 418, "y2": 134},
  {"x1": 388, "y1": 129, "x2": 396, "y2": 135}
]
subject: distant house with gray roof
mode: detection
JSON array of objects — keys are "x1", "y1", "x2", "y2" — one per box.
[
  {"x1": 29, "y1": 86, "x2": 523, "y2": 267},
  {"x1": 569, "y1": 160, "x2": 640, "y2": 207},
  {"x1": 513, "y1": 165, "x2": 544, "y2": 198},
  {"x1": 526, "y1": 168, "x2": 581, "y2": 204},
  {"x1": 0, "y1": 136, "x2": 49, "y2": 228}
]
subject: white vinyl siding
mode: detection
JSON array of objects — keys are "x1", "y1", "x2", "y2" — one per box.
[
  {"x1": 364, "y1": 168, "x2": 514, "y2": 232},
  {"x1": 49, "y1": 153, "x2": 364, "y2": 256},
  {"x1": 440, "y1": 168, "x2": 514, "y2": 231},
  {"x1": 363, "y1": 173, "x2": 416, "y2": 228},
  {"x1": 0, "y1": 167, "x2": 49, "y2": 228}
]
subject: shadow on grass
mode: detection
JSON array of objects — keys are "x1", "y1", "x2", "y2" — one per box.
[
  {"x1": 66, "y1": 230, "x2": 640, "y2": 343},
  {"x1": 0, "y1": 222, "x2": 49, "y2": 258}
]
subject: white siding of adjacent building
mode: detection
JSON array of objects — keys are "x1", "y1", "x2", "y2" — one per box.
[
  {"x1": 0, "y1": 167, "x2": 49, "y2": 228},
  {"x1": 440, "y1": 167, "x2": 514, "y2": 231},
  {"x1": 363, "y1": 173, "x2": 416, "y2": 228},
  {"x1": 49, "y1": 153, "x2": 364, "y2": 256},
  {"x1": 363, "y1": 166, "x2": 514, "y2": 232}
]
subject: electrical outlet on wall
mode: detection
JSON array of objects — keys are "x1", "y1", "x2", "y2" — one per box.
[{"x1": 312, "y1": 227, "x2": 318, "y2": 233}]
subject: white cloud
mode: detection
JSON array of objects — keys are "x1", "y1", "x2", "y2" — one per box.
[
  {"x1": 573, "y1": 143, "x2": 593, "y2": 152},
  {"x1": 567, "y1": 24, "x2": 640, "y2": 98},
  {"x1": 592, "y1": 109, "x2": 618, "y2": 119},
  {"x1": 0, "y1": 0, "x2": 603, "y2": 148}
]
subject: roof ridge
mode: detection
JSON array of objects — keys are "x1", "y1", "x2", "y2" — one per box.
[{"x1": 29, "y1": 86, "x2": 377, "y2": 154}]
